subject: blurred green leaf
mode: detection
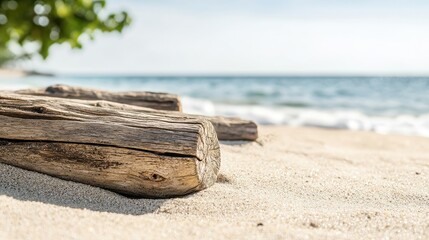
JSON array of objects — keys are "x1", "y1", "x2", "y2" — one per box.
[{"x1": 0, "y1": 0, "x2": 131, "y2": 64}]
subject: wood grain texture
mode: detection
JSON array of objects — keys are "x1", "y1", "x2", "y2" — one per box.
[
  {"x1": 16, "y1": 84, "x2": 182, "y2": 111},
  {"x1": 17, "y1": 85, "x2": 259, "y2": 141},
  {"x1": 0, "y1": 93, "x2": 220, "y2": 198},
  {"x1": 206, "y1": 116, "x2": 258, "y2": 141}
]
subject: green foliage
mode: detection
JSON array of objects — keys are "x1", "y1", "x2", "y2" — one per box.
[{"x1": 0, "y1": 0, "x2": 131, "y2": 61}]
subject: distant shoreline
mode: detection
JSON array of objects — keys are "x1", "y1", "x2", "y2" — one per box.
[
  {"x1": 0, "y1": 68, "x2": 54, "y2": 78},
  {"x1": 59, "y1": 74, "x2": 429, "y2": 79}
]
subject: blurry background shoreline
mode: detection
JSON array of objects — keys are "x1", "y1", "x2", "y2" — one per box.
[{"x1": 2, "y1": 74, "x2": 429, "y2": 138}]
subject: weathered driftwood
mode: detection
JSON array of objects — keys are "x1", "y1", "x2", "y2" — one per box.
[
  {"x1": 0, "y1": 93, "x2": 220, "y2": 198},
  {"x1": 17, "y1": 84, "x2": 259, "y2": 141},
  {"x1": 68, "y1": 99, "x2": 258, "y2": 141},
  {"x1": 203, "y1": 116, "x2": 258, "y2": 141},
  {"x1": 16, "y1": 84, "x2": 182, "y2": 111}
]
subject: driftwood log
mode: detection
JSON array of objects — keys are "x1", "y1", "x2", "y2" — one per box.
[
  {"x1": 16, "y1": 84, "x2": 182, "y2": 111},
  {"x1": 17, "y1": 85, "x2": 259, "y2": 141},
  {"x1": 0, "y1": 93, "x2": 220, "y2": 198}
]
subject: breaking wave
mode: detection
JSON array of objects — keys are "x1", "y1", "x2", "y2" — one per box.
[{"x1": 182, "y1": 96, "x2": 429, "y2": 138}]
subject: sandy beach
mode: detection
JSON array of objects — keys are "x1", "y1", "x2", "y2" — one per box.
[
  {"x1": 0, "y1": 69, "x2": 28, "y2": 78},
  {"x1": 0, "y1": 69, "x2": 54, "y2": 79},
  {"x1": 0, "y1": 126, "x2": 428, "y2": 239}
]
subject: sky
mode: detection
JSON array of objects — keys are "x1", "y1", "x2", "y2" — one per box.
[{"x1": 23, "y1": 0, "x2": 429, "y2": 75}]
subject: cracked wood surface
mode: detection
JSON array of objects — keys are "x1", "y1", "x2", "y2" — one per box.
[{"x1": 0, "y1": 93, "x2": 220, "y2": 198}]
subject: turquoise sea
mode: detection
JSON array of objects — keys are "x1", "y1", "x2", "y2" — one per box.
[{"x1": 2, "y1": 76, "x2": 429, "y2": 137}]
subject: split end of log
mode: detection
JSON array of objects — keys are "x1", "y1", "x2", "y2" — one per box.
[{"x1": 195, "y1": 119, "x2": 221, "y2": 190}]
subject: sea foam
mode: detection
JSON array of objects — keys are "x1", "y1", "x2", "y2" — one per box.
[{"x1": 182, "y1": 96, "x2": 429, "y2": 138}]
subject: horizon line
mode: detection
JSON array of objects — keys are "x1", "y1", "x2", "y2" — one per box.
[
  {"x1": 11, "y1": 68, "x2": 429, "y2": 78},
  {"x1": 55, "y1": 73, "x2": 429, "y2": 78}
]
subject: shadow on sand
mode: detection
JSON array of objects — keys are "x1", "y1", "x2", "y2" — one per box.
[{"x1": 0, "y1": 163, "x2": 167, "y2": 215}]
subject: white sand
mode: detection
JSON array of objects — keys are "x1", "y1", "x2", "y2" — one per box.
[
  {"x1": 0, "y1": 69, "x2": 28, "y2": 78},
  {"x1": 0, "y1": 126, "x2": 428, "y2": 239}
]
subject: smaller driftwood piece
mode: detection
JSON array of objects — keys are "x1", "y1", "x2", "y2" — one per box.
[
  {"x1": 0, "y1": 93, "x2": 221, "y2": 198},
  {"x1": 17, "y1": 84, "x2": 259, "y2": 141},
  {"x1": 16, "y1": 84, "x2": 182, "y2": 111}
]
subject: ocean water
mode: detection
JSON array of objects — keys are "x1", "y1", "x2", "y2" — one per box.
[{"x1": 2, "y1": 76, "x2": 429, "y2": 137}]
